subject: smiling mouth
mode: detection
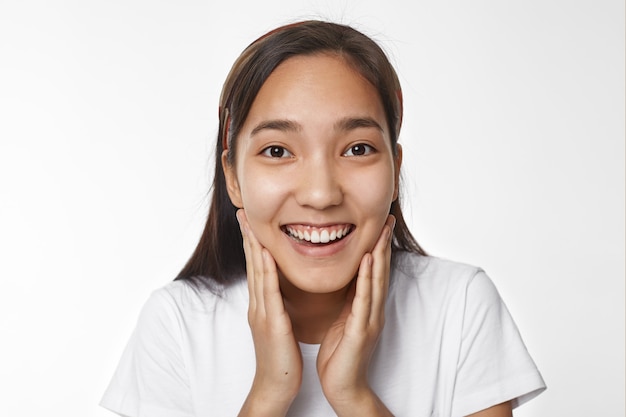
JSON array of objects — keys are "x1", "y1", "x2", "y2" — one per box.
[{"x1": 282, "y1": 224, "x2": 354, "y2": 244}]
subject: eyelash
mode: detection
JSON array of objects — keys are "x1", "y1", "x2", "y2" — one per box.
[
  {"x1": 261, "y1": 146, "x2": 293, "y2": 158},
  {"x1": 343, "y1": 143, "x2": 375, "y2": 157},
  {"x1": 261, "y1": 143, "x2": 375, "y2": 158}
]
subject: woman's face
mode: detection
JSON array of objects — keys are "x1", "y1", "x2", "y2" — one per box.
[{"x1": 224, "y1": 53, "x2": 401, "y2": 294}]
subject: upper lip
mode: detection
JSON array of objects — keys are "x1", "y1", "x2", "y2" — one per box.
[{"x1": 281, "y1": 222, "x2": 353, "y2": 228}]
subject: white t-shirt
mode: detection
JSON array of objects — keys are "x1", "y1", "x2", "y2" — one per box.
[{"x1": 101, "y1": 253, "x2": 545, "y2": 416}]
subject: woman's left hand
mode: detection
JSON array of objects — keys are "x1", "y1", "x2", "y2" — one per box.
[{"x1": 317, "y1": 215, "x2": 395, "y2": 416}]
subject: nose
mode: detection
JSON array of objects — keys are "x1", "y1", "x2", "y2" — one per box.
[{"x1": 294, "y1": 157, "x2": 343, "y2": 209}]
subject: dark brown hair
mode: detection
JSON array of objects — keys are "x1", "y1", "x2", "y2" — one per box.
[{"x1": 176, "y1": 20, "x2": 426, "y2": 289}]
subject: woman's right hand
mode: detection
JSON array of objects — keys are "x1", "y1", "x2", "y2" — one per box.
[{"x1": 236, "y1": 210, "x2": 302, "y2": 417}]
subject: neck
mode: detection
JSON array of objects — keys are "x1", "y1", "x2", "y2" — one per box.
[{"x1": 279, "y1": 275, "x2": 352, "y2": 344}]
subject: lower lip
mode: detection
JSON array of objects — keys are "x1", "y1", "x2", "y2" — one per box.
[{"x1": 284, "y1": 229, "x2": 353, "y2": 258}]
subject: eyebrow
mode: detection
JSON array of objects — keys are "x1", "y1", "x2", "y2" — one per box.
[
  {"x1": 249, "y1": 116, "x2": 384, "y2": 137},
  {"x1": 334, "y1": 116, "x2": 384, "y2": 132},
  {"x1": 250, "y1": 119, "x2": 302, "y2": 136}
]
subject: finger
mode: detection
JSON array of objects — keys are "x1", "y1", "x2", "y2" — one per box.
[
  {"x1": 237, "y1": 210, "x2": 257, "y2": 312},
  {"x1": 369, "y1": 215, "x2": 395, "y2": 324},
  {"x1": 247, "y1": 218, "x2": 269, "y2": 317},
  {"x1": 349, "y1": 253, "x2": 373, "y2": 333},
  {"x1": 262, "y1": 249, "x2": 287, "y2": 320},
  {"x1": 238, "y1": 210, "x2": 266, "y2": 316}
]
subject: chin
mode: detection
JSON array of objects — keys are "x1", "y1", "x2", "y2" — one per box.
[{"x1": 278, "y1": 263, "x2": 359, "y2": 294}]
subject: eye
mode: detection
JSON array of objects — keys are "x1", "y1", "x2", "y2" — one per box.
[
  {"x1": 261, "y1": 146, "x2": 293, "y2": 158},
  {"x1": 343, "y1": 143, "x2": 374, "y2": 157}
]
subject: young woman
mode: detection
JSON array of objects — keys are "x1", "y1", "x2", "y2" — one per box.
[{"x1": 101, "y1": 21, "x2": 545, "y2": 417}]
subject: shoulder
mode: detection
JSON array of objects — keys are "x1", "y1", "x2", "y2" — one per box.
[
  {"x1": 124, "y1": 277, "x2": 250, "y2": 356},
  {"x1": 140, "y1": 277, "x2": 248, "y2": 322},
  {"x1": 391, "y1": 251, "x2": 485, "y2": 289},
  {"x1": 389, "y1": 252, "x2": 502, "y2": 309}
]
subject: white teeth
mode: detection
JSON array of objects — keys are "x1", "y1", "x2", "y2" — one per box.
[{"x1": 285, "y1": 225, "x2": 352, "y2": 244}]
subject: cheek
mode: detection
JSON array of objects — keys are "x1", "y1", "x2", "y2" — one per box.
[
  {"x1": 347, "y1": 166, "x2": 396, "y2": 214},
  {"x1": 238, "y1": 169, "x2": 289, "y2": 233}
]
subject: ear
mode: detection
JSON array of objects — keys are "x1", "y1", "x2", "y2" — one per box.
[
  {"x1": 392, "y1": 143, "x2": 403, "y2": 202},
  {"x1": 222, "y1": 150, "x2": 243, "y2": 208}
]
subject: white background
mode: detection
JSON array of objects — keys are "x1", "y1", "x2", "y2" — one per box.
[{"x1": 0, "y1": 1, "x2": 623, "y2": 416}]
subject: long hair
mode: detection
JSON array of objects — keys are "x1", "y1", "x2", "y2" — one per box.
[{"x1": 176, "y1": 20, "x2": 426, "y2": 289}]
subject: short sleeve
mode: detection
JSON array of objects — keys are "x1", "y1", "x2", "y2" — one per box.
[
  {"x1": 100, "y1": 289, "x2": 193, "y2": 417},
  {"x1": 451, "y1": 270, "x2": 546, "y2": 416}
]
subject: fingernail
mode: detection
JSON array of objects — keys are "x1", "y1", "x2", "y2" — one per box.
[{"x1": 236, "y1": 210, "x2": 248, "y2": 236}]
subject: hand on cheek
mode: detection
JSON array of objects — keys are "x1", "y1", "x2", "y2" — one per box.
[
  {"x1": 316, "y1": 215, "x2": 396, "y2": 415},
  {"x1": 236, "y1": 210, "x2": 303, "y2": 416}
]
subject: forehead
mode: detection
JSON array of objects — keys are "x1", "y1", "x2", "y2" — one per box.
[{"x1": 243, "y1": 53, "x2": 386, "y2": 127}]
